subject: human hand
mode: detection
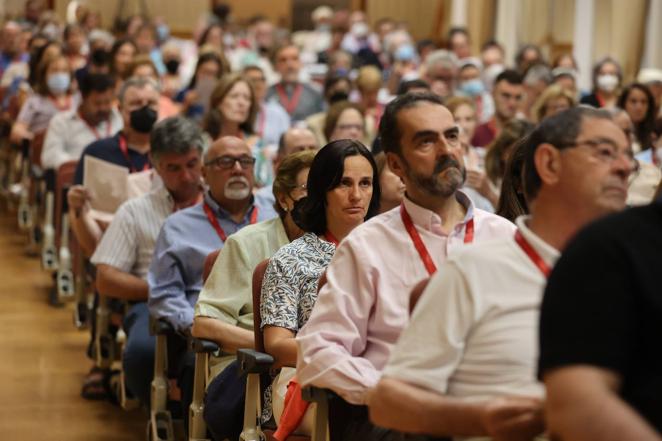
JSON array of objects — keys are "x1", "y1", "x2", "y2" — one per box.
[
  {"x1": 481, "y1": 396, "x2": 545, "y2": 441},
  {"x1": 67, "y1": 185, "x2": 89, "y2": 213}
]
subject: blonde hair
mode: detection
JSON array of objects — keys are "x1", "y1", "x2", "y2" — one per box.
[
  {"x1": 356, "y1": 65, "x2": 383, "y2": 93},
  {"x1": 531, "y1": 84, "x2": 577, "y2": 123}
]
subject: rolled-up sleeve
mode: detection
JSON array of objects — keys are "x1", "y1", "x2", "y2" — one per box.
[
  {"x1": 147, "y1": 220, "x2": 193, "y2": 332},
  {"x1": 295, "y1": 240, "x2": 380, "y2": 405}
]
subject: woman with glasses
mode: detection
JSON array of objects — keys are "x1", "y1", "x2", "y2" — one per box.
[
  {"x1": 324, "y1": 101, "x2": 368, "y2": 144},
  {"x1": 259, "y1": 139, "x2": 381, "y2": 438}
]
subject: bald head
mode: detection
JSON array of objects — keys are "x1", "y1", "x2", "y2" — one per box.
[
  {"x1": 206, "y1": 136, "x2": 252, "y2": 162},
  {"x1": 278, "y1": 128, "x2": 319, "y2": 159}
]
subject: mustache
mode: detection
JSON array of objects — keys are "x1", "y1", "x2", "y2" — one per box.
[
  {"x1": 433, "y1": 155, "x2": 462, "y2": 174},
  {"x1": 226, "y1": 176, "x2": 250, "y2": 186}
]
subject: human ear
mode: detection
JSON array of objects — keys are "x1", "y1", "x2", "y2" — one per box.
[{"x1": 534, "y1": 143, "x2": 561, "y2": 187}]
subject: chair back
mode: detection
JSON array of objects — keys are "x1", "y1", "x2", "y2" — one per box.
[
  {"x1": 30, "y1": 131, "x2": 46, "y2": 168},
  {"x1": 408, "y1": 277, "x2": 431, "y2": 315},
  {"x1": 54, "y1": 160, "x2": 78, "y2": 247},
  {"x1": 202, "y1": 249, "x2": 221, "y2": 283},
  {"x1": 251, "y1": 259, "x2": 270, "y2": 353}
]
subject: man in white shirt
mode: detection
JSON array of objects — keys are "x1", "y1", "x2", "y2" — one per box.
[
  {"x1": 41, "y1": 73, "x2": 123, "y2": 170},
  {"x1": 369, "y1": 106, "x2": 635, "y2": 439},
  {"x1": 296, "y1": 92, "x2": 515, "y2": 440}
]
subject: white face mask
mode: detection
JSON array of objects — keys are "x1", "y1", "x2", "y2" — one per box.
[
  {"x1": 223, "y1": 176, "x2": 251, "y2": 200},
  {"x1": 597, "y1": 74, "x2": 619, "y2": 92}
]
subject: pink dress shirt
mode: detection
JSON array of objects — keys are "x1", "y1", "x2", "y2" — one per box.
[{"x1": 295, "y1": 191, "x2": 516, "y2": 405}]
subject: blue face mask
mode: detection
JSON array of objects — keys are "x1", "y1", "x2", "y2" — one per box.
[
  {"x1": 460, "y1": 79, "x2": 484, "y2": 97},
  {"x1": 156, "y1": 24, "x2": 170, "y2": 42},
  {"x1": 47, "y1": 72, "x2": 70, "y2": 95}
]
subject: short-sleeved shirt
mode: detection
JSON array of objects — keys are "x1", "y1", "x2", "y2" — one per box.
[
  {"x1": 260, "y1": 232, "x2": 335, "y2": 332},
  {"x1": 538, "y1": 200, "x2": 662, "y2": 432},
  {"x1": 73, "y1": 133, "x2": 151, "y2": 185},
  {"x1": 16, "y1": 93, "x2": 80, "y2": 135},
  {"x1": 90, "y1": 184, "x2": 174, "y2": 280},
  {"x1": 194, "y1": 216, "x2": 290, "y2": 380}
]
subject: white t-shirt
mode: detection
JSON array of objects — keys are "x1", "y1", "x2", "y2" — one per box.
[{"x1": 383, "y1": 216, "x2": 559, "y2": 401}]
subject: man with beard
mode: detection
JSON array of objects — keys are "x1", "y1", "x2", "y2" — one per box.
[
  {"x1": 369, "y1": 106, "x2": 634, "y2": 439},
  {"x1": 266, "y1": 43, "x2": 324, "y2": 122},
  {"x1": 140, "y1": 136, "x2": 275, "y2": 408},
  {"x1": 295, "y1": 92, "x2": 515, "y2": 440}
]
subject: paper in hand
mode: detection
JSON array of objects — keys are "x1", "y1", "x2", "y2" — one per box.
[{"x1": 83, "y1": 155, "x2": 128, "y2": 222}]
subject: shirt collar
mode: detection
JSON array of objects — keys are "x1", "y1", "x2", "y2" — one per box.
[
  {"x1": 204, "y1": 190, "x2": 256, "y2": 223},
  {"x1": 402, "y1": 190, "x2": 475, "y2": 234},
  {"x1": 515, "y1": 215, "x2": 561, "y2": 269}
]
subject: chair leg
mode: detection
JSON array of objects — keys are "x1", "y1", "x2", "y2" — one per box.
[
  {"x1": 149, "y1": 333, "x2": 174, "y2": 440},
  {"x1": 311, "y1": 393, "x2": 329, "y2": 441},
  {"x1": 94, "y1": 295, "x2": 114, "y2": 369},
  {"x1": 188, "y1": 351, "x2": 209, "y2": 441},
  {"x1": 239, "y1": 373, "x2": 263, "y2": 441}
]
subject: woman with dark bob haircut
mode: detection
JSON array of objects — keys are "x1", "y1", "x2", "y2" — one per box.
[{"x1": 259, "y1": 139, "x2": 380, "y2": 437}]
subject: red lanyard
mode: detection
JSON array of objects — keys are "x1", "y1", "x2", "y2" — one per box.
[
  {"x1": 323, "y1": 230, "x2": 339, "y2": 246},
  {"x1": 400, "y1": 203, "x2": 474, "y2": 276},
  {"x1": 118, "y1": 134, "x2": 150, "y2": 173},
  {"x1": 79, "y1": 111, "x2": 111, "y2": 140},
  {"x1": 203, "y1": 202, "x2": 259, "y2": 242},
  {"x1": 276, "y1": 83, "x2": 303, "y2": 115},
  {"x1": 373, "y1": 104, "x2": 384, "y2": 130},
  {"x1": 514, "y1": 230, "x2": 551, "y2": 278},
  {"x1": 256, "y1": 107, "x2": 266, "y2": 137}
]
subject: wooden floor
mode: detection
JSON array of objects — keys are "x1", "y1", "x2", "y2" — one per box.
[{"x1": 0, "y1": 210, "x2": 145, "y2": 440}]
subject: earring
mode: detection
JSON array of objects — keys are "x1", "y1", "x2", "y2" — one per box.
[{"x1": 282, "y1": 206, "x2": 288, "y2": 212}]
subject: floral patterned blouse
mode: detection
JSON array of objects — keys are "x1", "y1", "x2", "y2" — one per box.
[{"x1": 260, "y1": 232, "x2": 336, "y2": 332}]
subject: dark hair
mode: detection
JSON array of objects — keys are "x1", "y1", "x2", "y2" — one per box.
[
  {"x1": 79, "y1": 73, "x2": 116, "y2": 98},
  {"x1": 496, "y1": 138, "x2": 529, "y2": 222},
  {"x1": 323, "y1": 73, "x2": 351, "y2": 98},
  {"x1": 198, "y1": 23, "x2": 223, "y2": 47},
  {"x1": 591, "y1": 56, "x2": 622, "y2": 91},
  {"x1": 481, "y1": 39, "x2": 504, "y2": 54},
  {"x1": 28, "y1": 40, "x2": 61, "y2": 87},
  {"x1": 617, "y1": 83, "x2": 656, "y2": 151},
  {"x1": 270, "y1": 42, "x2": 298, "y2": 65},
  {"x1": 324, "y1": 101, "x2": 365, "y2": 141},
  {"x1": 522, "y1": 106, "x2": 612, "y2": 202},
  {"x1": 494, "y1": 69, "x2": 523, "y2": 87},
  {"x1": 187, "y1": 51, "x2": 228, "y2": 89},
  {"x1": 378, "y1": 92, "x2": 443, "y2": 155},
  {"x1": 109, "y1": 38, "x2": 138, "y2": 79},
  {"x1": 485, "y1": 119, "x2": 535, "y2": 185},
  {"x1": 272, "y1": 150, "x2": 317, "y2": 217},
  {"x1": 515, "y1": 44, "x2": 544, "y2": 72},
  {"x1": 396, "y1": 79, "x2": 431, "y2": 96},
  {"x1": 293, "y1": 139, "x2": 381, "y2": 234},
  {"x1": 150, "y1": 116, "x2": 206, "y2": 161},
  {"x1": 447, "y1": 27, "x2": 470, "y2": 47}
]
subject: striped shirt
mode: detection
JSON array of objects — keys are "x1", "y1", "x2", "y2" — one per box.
[{"x1": 91, "y1": 183, "x2": 173, "y2": 280}]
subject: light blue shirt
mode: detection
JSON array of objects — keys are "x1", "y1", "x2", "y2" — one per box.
[{"x1": 147, "y1": 190, "x2": 276, "y2": 332}]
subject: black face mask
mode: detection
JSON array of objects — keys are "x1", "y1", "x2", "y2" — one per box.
[
  {"x1": 328, "y1": 90, "x2": 350, "y2": 104},
  {"x1": 164, "y1": 59, "x2": 180, "y2": 75},
  {"x1": 91, "y1": 48, "x2": 109, "y2": 66},
  {"x1": 130, "y1": 105, "x2": 158, "y2": 134}
]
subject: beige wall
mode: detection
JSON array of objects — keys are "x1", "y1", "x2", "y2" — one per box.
[
  {"x1": 52, "y1": 0, "x2": 291, "y2": 35},
  {"x1": 367, "y1": 0, "x2": 445, "y2": 41}
]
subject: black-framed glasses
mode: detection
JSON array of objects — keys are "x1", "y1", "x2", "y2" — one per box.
[
  {"x1": 560, "y1": 138, "x2": 639, "y2": 173},
  {"x1": 205, "y1": 155, "x2": 256, "y2": 170}
]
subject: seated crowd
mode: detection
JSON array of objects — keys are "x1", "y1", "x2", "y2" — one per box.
[{"x1": 1, "y1": 2, "x2": 661, "y2": 441}]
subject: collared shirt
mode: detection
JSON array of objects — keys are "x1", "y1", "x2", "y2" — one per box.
[
  {"x1": 148, "y1": 191, "x2": 276, "y2": 333},
  {"x1": 195, "y1": 216, "x2": 289, "y2": 379},
  {"x1": 296, "y1": 191, "x2": 516, "y2": 405},
  {"x1": 383, "y1": 216, "x2": 558, "y2": 404},
  {"x1": 91, "y1": 183, "x2": 174, "y2": 280},
  {"x1": 41, "y1": 107, "x2": 123, "y2": 170},
  {"x1": 256, "y1": 101, "x2": 291, "y2": 146},
  {"x1": 265, "y1": 82, "x2": 324, "y2": 122}
]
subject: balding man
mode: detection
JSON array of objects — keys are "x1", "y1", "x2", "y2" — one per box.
[
  {"x1": 139, "y1": 136, "x2": 276, "y2": 408},
  {"x1": 256, "y1": 127, "x2": 319, "y2": 208}
]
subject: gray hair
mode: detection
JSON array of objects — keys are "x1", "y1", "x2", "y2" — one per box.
[
  {"x1": 524, "y1": 64, "x2": 553, "y2": 86},
  {"x1": 425, "y1": 49, "x2": 458, "y2": 71},
  {"x1": 118, "y1": 76, "x2": 161, "y2": 107},
  {"x1": 150, "y1": 116, "x2": 206, "y2": 162}
]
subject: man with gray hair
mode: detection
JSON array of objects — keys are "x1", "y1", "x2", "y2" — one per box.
[
  {"x1": 68, "y1": 76, "x2": 161, "y2": 255},
  {"x1": 423, "y1": 49, "x2": 459, "y2": 99},
  {"x1": 91, "y1": 116, "x2": 206, "y2": 404}
]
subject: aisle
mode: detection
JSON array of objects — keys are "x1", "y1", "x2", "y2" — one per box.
[{"x1": 0, "y1": 211, "x2": 144, "y2": 441}]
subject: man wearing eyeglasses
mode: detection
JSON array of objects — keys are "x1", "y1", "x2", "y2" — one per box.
[
  {"x1": 134, "y1": 136, "x2": 275, "y2": 410},
  {"x1": 368, "y1": 106, "x2": 635, "y2": 440},
  {"x1": 471, "y1": 69, "x2": 524, "y2": 147}
]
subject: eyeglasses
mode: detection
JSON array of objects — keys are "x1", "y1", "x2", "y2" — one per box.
[
  {"x1": 205, "y1": 155, "x2": 256, "y2": 170},
  {"x1": 336, "y1": 123, "x2": 364, "y2": 132},
  {"x1": 561, "y1": 138, "x2": 639, "y2": 173}
]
